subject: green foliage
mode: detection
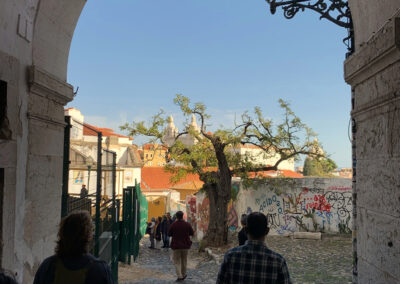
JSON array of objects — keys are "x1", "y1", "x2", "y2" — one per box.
[
  {"x1": 121, "y1": 94, "x2": 328, "y2": 192},
  {"x1": 303, "y1": 157, "x2": 337, "y2": 177}
]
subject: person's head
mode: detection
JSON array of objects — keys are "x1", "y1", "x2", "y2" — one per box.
[
  {"x1": 0, "y1": 270, "x2": 17, "y2": 284},
  {"x1": 245, "y1": 212, "x2": 269, "y2": 241},
  {"x1": 240, "y1": 214, "x2": 247, "y2": 227},
  {"x1": 55, "y1": 210, "x2": 93, "y2": 258},
  {"x1": 151, "y1": 217, "x2": 156, "y2": 222},
  {"x1": 158, "y1": 216, "x2": 162, "y2": 223},
  {"x1": 166, "y1": 212, "x2": 171, "y2": 218},
  {"x1": 162, "y1": 215, "x2": 167, "y2": 220},
  {"x1": 82, "y1": 184, "x2": 86, "y2": 188},
  {"x1": 176, "y1": 211, "x2": 184, "y2": 220}
]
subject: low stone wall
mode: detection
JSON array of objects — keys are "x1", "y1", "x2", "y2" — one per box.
[{"x1": 195, "y1": 178, "x2": 352, "y2": 239}]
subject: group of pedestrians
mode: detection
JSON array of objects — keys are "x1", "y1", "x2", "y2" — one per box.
[
  {"x1": 3, "y1": 209, "x2": 291, "y2": 283},
  {"x1": 147, "y1": 212, "x2": 174, "y2": 249},
  {"x1": 145, "y1": 211, "x2": 291, "y2": 283},
  {"x1": 146, "y1": 211, "x2": 194, "y2": 282}
]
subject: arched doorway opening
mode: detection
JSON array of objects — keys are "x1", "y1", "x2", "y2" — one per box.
[{"x1": 0, "y1": 1, "x2": 399, "y2": 283}]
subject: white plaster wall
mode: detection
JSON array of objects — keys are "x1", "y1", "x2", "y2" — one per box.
[{"x1": 68, "y1": 169, "x2": 97, "y2": 195}]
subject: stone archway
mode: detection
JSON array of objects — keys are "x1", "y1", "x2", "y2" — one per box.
[{"x1": 0, "y1": 0, "x2": 399, "y2": 283}]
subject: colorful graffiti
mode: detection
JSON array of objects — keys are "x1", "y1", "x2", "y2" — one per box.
[
  {"x1": 197, "y1": 196, "x2": 210, "y2": 234},
  {"x1": 235, "y1": 179, "x2": 352, "y2": 236},
  {"x1": 191, "y1": 179, "x2": 352, "y2": 240},
  {"x1": 186, "y1": 195, "x2": 197, "y2": 232},
  {"x1": 306, "y1": 195, "x2": 331, "y2": 212},
  {"x1": 228, "y1": 202, "x2": 238, "y2": 231}
]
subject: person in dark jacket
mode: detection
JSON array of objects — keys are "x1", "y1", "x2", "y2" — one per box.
[
  {"x1": 80, "y1": 184, "x2": 88, "y2": 199},
  {"x1": 238, "y1": 214, "x2": 248, "y2": 246},
  {"x1": 161, "y1": 213, "x2": 173, "y2": 248},
  {"x1": 155, "y1": 216, "x2": 163, "y2": 249},
  {"x1": 168, "y1": 211, "x2": 194, "y2": 282},
  {"x1": 33, "y1": 211, "x2": 113, "y2": 284}
]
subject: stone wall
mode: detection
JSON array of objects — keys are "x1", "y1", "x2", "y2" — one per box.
[
  {"x1": 345, "y1": 9, "x2": 400, "y2": 284},
  {"x1": 195, "y1": 178, "x2": 352, "y2": 240}
]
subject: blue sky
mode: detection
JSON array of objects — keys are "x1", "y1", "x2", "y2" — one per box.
[{"x1": 67, "y1": 0, "x2": 351, "y2": 167}]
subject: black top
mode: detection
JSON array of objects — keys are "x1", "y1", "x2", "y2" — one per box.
[
  {"x1": 160, "y1": 219, "x2": 173, "y2": 233},
  {"x1": 33, "y1": 254, "x2": 113, "y2": 284},
  {"x1": 238, "y1": 228, "x2": 247, "y2": 246}
]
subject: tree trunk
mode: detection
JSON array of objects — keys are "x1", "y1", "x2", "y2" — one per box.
[
  {"x1": 201, "y1": 138, "x2": 232, "y2": 246},
  {"x1": 203, "y1": 182, "x2": 231, "y2": 246}
]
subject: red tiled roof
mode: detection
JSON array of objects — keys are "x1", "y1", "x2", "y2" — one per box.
[
  {"x1": 141, "y1": 167, "x2": 203, "y2": 190},
  {"x1": 247, "y1": 169, "x2": 303, "y2": 178},
  {"x1": 83, "y1": 123, "x2": 133, "y2": 140},
  {"x1": 143, "y1": 143, "x2": 168, "y2": 151}
]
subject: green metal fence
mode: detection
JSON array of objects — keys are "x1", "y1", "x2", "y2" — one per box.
[
  {"x1": 62, "y1": 116, "x2": 148, "y2": 282},
  {"x1": 119, "y1": 182, "x2": 148, "y2": 264}
]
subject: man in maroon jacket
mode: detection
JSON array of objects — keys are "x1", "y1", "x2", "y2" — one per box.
[{"x1": 168, "y1": 211, "x2": 194, "y2": 281}]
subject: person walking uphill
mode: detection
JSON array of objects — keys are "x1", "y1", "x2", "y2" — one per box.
[
  {"x1": 168, "y1": 211, "x2": 194, "y2": 282},
  {"x1": 33, "y1": 211, "x2": 113, "y2": 284},
  {"x1": 217, "y1": 212, "x2": 292, "y2": 284}
]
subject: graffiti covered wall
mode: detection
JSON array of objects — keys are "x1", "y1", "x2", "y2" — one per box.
[
  {"x1": 195, "y1": 178, "x2": 352, "y2": 239},
  {"x1": 235, "y1": 178, "x2": 352, "y2": 235}
]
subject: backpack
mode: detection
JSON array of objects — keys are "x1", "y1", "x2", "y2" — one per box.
[{"x1": 53, "y1": 257, "x2": 93, "y2": 284}]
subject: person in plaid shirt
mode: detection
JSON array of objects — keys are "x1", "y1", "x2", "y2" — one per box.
[{"x1": 217, "y1": 212, "x2": 292, "y2": 284}]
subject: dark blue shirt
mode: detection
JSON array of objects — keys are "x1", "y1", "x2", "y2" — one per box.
[{"x1": 33, "y1": 254, "x2": 113, "y2": 284}]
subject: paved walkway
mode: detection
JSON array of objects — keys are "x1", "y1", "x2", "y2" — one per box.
[
  {"x1": 119, "y1": 235, "x2": 352, "y2": 284},
  {"x1": 119, "y1": 237, "x2": 218, "y2": 284}
]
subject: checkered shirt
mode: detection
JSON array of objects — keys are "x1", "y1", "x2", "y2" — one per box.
[{"x1": 216, "y1": 240, "x2": 292, "y2": 284}]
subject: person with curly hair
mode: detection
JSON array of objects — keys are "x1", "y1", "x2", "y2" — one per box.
[
  {"x1": 33, "y1": 211, "x2": 113, "y2": 284},
  {"x1": 0, "y1": 270, "x2": 17, "y2": 284}
]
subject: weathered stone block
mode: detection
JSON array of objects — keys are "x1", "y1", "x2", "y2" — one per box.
[
  {"x1": 354, "y1": 62, "x2": 400, "y2": 109},
  {"x1": 0, "y1": 141, "x2": 17, "y2": 167},
  {"x1": 28, "y1": 119, "x2": 65, "y2": 157},
  {"x1": 0, "y1": 51, "x2": 19, "y2": 86},
  {"x1": 358, "y1": 209, "x2": 400, "y2": 281},
  {"x1": 355, "y1": 100, "x2": 400, "y2": 159},
  {"x1": 4, "y1": 166, "x2": 16, "y2": 186},
  {"x1": 358, "y1": 258, "x2": 399, "y2": 284},
  {"x1": 356, "y1": 159, "x2": 400, "y2": 217}
]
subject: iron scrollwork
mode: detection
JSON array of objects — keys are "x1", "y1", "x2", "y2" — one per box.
[{"x1": 266, "y1": 0, "x2": 354, "y2": 56}]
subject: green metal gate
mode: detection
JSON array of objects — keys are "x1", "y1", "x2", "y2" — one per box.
[
  {"x1": 62, "y1": 116, "x2": 148, "y2": 282},
  {"x1": 119, "y1": 182, "x2": 148, "y2": 263}
]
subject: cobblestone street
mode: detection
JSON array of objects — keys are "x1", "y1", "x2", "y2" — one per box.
[{"x1": 119, "y1": 235, "x2": 352, "y2": 284}]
